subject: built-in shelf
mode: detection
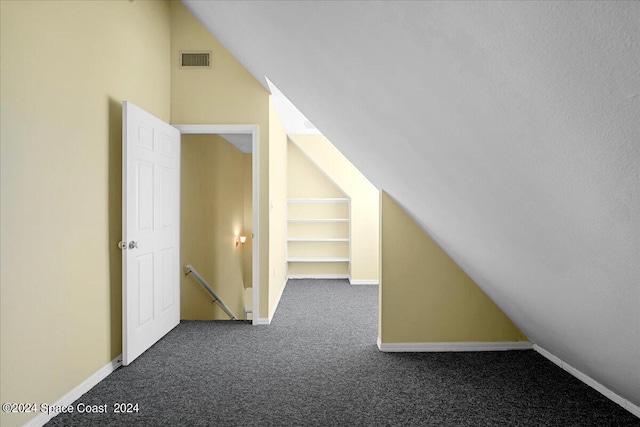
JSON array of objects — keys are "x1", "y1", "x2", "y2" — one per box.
[
  {"x1": 287, "y1": 198, "x2": 349, "y2": 203},
  {"x1": 287, "y1": 257, "x2": 350, "y2": 263},
  {"x1": 288, "y1": 218, "x2": 349, "y2": 223},
  {"x1": 287, "y1": 238, "x2": 350, "y2": 242},
  {"x1": 286, "y1": 197, "x2": 351, "y2": 272}
]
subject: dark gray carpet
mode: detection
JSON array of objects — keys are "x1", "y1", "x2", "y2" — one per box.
[{"x1": 47, "y1": 279, "x2": 638, "y2": 426}]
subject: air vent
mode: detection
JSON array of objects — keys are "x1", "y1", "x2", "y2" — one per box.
[{"x1": 181, "y1": 52, "x2": 211, "y2": 68}]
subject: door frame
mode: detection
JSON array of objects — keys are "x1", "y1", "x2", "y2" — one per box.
[{"x1": 173, "y1": 124, "x2": 259, "y2": 325}]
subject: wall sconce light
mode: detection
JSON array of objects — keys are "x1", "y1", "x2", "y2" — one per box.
[{"x1": 236, "y1": 235, "x2": 247, "y2": 247}]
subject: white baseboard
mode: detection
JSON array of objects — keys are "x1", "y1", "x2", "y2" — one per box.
[
  {"x1": 254, "y1": 277, "x2": 289, "y2": 325},
  {"x1": 287, "y1": 274, "x2": 349, "y2": 280},
  {"x1": 24, "y1": 354, "x2": 122, "y2": 427},
  {"x1": 534, "y1": 345, "x2": 640, "y2": 419},
  {"x1": 349, "y1": 278, "x2": 379, "y2": 285},
  {"x1": 268, "y1": 277, "x2": 288, "y2": 321},
  {"x1": 629, "y1": 401, "x2": 640, "y2": 419},
  {"x1": 377, "y1": 338, "x2": 533, "y2": 352},
  {"x1": 268, "y1": 277, "x2": 288, "y2": 323}
]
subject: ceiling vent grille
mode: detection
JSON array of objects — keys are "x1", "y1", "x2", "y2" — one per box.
[{"x1": 181, "y1": 52, "x2": 211, "y2": 68}]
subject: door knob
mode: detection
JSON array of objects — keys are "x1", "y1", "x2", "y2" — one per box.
[{"x1": 129, "y1": 241, "x2": 138, "y2": 249}]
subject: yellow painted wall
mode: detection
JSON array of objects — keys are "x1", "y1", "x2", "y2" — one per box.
[
  {"x1": 0, "y1": 1, "x2": 171, "y2": 425},
  {"x1": 181, "y1": 135, "x2": 248, "y2": 320},
  {"x1": 289, "y1": 134, "x2": 379, "y2": 283},
  {"x1": 379, "y1": 192, "x2": 526, "y2": 343},
  {"x1": 169, "y1": 1, "x2": 271, "y2": 318},
  {"x1": 268, "y1": 99, "x2": 288, "y2": 318},
  {"x1": 287, "y1": 140, "x2": 345, "y2": 198}
]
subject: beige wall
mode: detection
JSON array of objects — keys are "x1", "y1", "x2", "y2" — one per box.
[
  {"x1": 380, "y1": 191, "x2": 526, "y2": 343},
  {"x1": 268, "y1": 99, "x2": 288, "y2": 318},
  {"x1": 181, "y1": 135, "x2": 249, "y2": 320},
  {"x1": 0, "y1": 1, "x2": 171, "y2": 425},
  {"x1": 289, "y1": 134, "x2": 379, "y2": 283},
  {"x1": 169, "y1": 1, "x2": 271, "y2": 318}
]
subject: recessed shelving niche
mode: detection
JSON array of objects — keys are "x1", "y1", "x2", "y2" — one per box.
[{"x1": 286, "y1": 198, "x2": 350, "y2": 277}]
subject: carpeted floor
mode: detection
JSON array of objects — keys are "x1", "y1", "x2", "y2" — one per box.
[{"x1": 47, "y1": 279, "x2": 638, "y2": 426}]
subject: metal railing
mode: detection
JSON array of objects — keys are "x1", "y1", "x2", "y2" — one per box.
[{"x1": 184, "y1": 264, "x2": 238, "y2": 320}]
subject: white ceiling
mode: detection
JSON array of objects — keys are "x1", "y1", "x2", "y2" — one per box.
[
  {"x1": 266, "y1": 77, "x2": 320, "y2": 135},
  {"x1": 183, "y1": 1, "x2": 640, "y2": 406},
  {"x1": 219, "y1": 133, "x2": 252, "y2": 153}
]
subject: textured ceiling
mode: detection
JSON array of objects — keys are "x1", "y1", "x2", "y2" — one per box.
[{"x1": 183, "y1": 1, "x2": 640, "y2": 405}]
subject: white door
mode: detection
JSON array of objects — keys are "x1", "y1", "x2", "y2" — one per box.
[{"x1": 122, "y1": 101, "x2": 180, "y2": 365}]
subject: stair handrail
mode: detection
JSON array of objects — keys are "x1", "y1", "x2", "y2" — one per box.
[{"x1": 184, "y1": 264, "x2": 238, "y2": 320}]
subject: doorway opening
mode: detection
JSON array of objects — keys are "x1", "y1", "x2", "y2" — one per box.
[{"x1": 174, "y1": 124, "x2": 259, "y2": 325}]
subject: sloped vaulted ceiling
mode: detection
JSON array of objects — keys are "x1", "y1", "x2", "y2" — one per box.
[{"x1": 183, "y1": 1, "x2": 640, "y2": 405}]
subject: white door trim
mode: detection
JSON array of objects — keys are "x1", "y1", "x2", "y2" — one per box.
[{"x1": 173, "y1": 124, "x2": 260, "y2": 325}]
